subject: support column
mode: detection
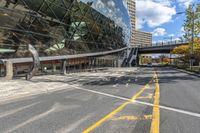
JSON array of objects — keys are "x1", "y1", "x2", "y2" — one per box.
[
  {"x1": 5, "y1": 61, "x2": 13, "y2": 80},
  {"x1": 114, "y1": 59, "x2": 117, "y2": 67},
  {"x1": 52, "y1": 64, "x2": 57, "y2": 73},
  {"x1": 94, "y1": 58, "x2": 97, "y2": 68},
  {"x1": 61, "y1": 60, "x2": 67, "y2": 75},
  {"x1": 116, "y1": 59, "x2": 119, "y2": 67},
  {"x1": 136, "y1": 55, "x2": 140, "y2": 66}
]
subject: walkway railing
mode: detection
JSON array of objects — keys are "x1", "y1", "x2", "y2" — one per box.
[
  {"x1": 0, "y1": 47, "x2": 127, "y2": 64},
  {"x1": 138, "y1": 40, "x2": 189, "y2": 48}
]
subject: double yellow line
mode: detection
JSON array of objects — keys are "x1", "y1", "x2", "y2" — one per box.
[
  {"x1": 150, "y1": 71, "x2": 160, "y2": 133},
  {"x1": 82, "y1": 80, "x2": 152, "y2": 133},
  {"x1": 82, "y1": 71, "x2": 160, "y2": 133}
]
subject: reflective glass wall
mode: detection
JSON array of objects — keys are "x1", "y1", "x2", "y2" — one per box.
[{"x1": 0, "y1": 0, "x2": 131, "y2": 58}]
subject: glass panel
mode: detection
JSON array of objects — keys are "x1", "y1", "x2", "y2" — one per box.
[{"x1": 0, "y1": 0, "x2": 131, "y2": 58}]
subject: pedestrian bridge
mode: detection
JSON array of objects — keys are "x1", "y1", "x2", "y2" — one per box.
[
  {"x1": 138, "y1": 40, "x2": 189, "y2": 54},
  {"x1": 123, "y1": 40, "x2": 189, "y2": 67}
]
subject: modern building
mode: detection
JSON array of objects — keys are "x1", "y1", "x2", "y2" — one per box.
[
  {"x1": 134, "y1": 30, "x2": 152, "y2": 47},
  {"x1": 127, "y1": 0, "x2": 136, "y2": 45},
  {"x1": 0, "y1": 0, "x2": 131, "y2": 58},
  {"x1": 127, "y1": 0, "x2": 152, "y2": 47}
]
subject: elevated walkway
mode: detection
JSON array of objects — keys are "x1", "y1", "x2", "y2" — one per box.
[{"x1": 139, "y1": 41, "x2": 188, "y2": 54}]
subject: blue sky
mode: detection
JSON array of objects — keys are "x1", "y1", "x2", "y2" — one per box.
[{"x1": 135, "y1": 0, "x2": 199, "y2": 42}]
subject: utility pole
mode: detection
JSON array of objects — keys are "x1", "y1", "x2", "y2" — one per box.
[{"x1": 190, "y1": 10, "x2": 195, "y2": 70}]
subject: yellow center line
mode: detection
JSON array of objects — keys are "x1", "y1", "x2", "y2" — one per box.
[
  {"x1": 137, "y1": 96, "x2": 153, "y2": 99},
  {"x1": 82, "y1": 73, "x2": 156, "y2": 133},
  {"x1": 111, "y1": 115, "x2": 152, "y2": 121},
  {"x1": 150, "y1": 71, "x2": 160, "y2": 133}
]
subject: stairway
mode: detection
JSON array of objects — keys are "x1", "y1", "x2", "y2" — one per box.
[
  {"x1": 130, "y1": 48, "x2": 138, "y2": 66},
  {"x1": 121, "y1": 47, "x2": 138, "y2": 67}
]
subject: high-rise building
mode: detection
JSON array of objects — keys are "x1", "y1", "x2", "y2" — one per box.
[
  {"x1": 134, "y1": 30, "x2": 152, "y2": 47},
  {"x1": 127, "y1": 0, "x2": 136, "y2": 45},
  {"x1": 127, "y1": 0, "x2": 152, "y2": 47}
]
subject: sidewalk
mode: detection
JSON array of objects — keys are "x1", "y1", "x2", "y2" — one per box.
[
  {"x1": 0, "y1": 75, "x2": 75, "y2": 102},
  {"x1": 0, "y1": 67, "x2": 139, "y2": 102},
  {"x1": 173, "y1": 67, "x2": 200, "y2": 77}
]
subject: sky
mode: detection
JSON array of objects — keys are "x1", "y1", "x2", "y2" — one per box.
[{"x1": 135, "y1": 0, "x2": 199, "y2": 42}]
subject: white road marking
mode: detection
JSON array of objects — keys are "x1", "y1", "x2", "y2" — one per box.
[
  {"x1": 6, "y1": 104, "x2": 56, "y2": 133},
  {"x1": 58, "y1": 113, "x2": 94, "y2": 133},
  {"x1": 134, "y1": 100, "x2": 200, "y2": 118},
  {"x1": 71, "y1": 85, "x2": 129, "y2": 101},
  {"x1": 70, "y1": 85, "x2": 200, "y2": 118},
  {"x1": 0, "y1": 102, "x2": 40, "y2": 118},
  {"x1": 6, "y1": 102, "x2": 71, "y2": 133}
]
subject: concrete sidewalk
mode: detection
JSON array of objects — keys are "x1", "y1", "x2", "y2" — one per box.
[
  {"x1": 0, "y1": 68, "x2": 139, "y2": 102},
  {"x1": 0, "y1": 75, "x2": 74, "y2": 102},
  {"x1": 173, "y1": 67, "x2": 200, "y2": 77}
]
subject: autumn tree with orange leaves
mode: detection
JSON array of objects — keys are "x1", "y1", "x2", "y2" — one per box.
[{"x1": 172, "y1": 38, "x2": 200, "y2": 64}]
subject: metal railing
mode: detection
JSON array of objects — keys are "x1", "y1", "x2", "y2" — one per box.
[
  {"x1": 0, "y1": 47, "x2": 127, "y2": 64},
  {"x1": 137, "y1": 40, "x2": 189, "y2": 48}
]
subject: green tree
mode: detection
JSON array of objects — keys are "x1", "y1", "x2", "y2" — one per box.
[{"x1": 183, "y1": 4, "x2": 200, "y2": 41}]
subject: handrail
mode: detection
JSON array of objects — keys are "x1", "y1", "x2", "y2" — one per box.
[
  {"x1": 139, "y1": 40, "x2": 189, "y2": 48},
  {"x1": 0, "y1": 47, "x2": 128, "y2": 64}
]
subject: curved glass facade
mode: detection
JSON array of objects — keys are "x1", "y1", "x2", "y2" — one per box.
[{"x1": 0, "y1": 0, "x2": 131, "y2": 58}]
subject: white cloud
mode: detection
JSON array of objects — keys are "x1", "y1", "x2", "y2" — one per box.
[
  {"x1": 181, "y1": 27, "x2": 185, "y2": 32},
  {"x1": 136, "y1": 0, "x2": 176, "y2": 29},
  {"x1": 178, "y1": 26, "x2": 186, "y2": 36},
  {"x1": 168, "y1": 34, "x2": 175, "y2": 37},
  {"x1": 152, "y1": 28, "x2": 167, "y2": 36},
  {"x1": 177, "y1": 0, "x2": 194, "y2": 8}
]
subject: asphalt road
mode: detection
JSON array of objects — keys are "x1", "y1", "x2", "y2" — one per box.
[{"x1": 0, "y1": 67, "x2": 200, "y2": 133}]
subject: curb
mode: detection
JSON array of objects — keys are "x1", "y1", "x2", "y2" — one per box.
[{"x1": 173, "y1": 67, "x2": 200, "y2": 78}]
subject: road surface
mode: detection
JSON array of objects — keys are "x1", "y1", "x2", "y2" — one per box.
[{"x1": 0, "y1": 67, "x2": 199, "y2": 133}]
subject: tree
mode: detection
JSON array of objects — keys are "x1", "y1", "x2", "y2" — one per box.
[
  {"x1": 172, "y1": 38, "x2": 200, "y2": 64},
  {"x1": 183, "y1": 4, "x2": 200, "y2": 41},
  {"x1": 172, "y1": 45, "x2": 190, "y2": 64},
  {"x1": 159, "y1": 55, "x2": 168, "y2": 64},
  {"x1": 140, "y1": 56, "x2": 152, "y2": 64},
  {"x1": 178, "y1": 3, "x2": 200, "y2": 66}
]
